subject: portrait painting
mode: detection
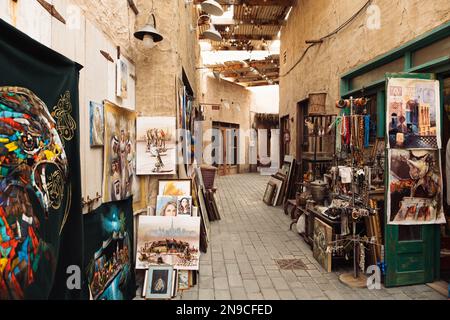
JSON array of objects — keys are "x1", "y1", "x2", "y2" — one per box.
[
  {"x1": 156, "y1": 195, "x2": 178, "y2": 216},
  {"x1": 136, "y1": 216, "x2": 201, "y2": 270},
  {"x1": 387, "y1": 149, "x2": 445, "y2": 225},
  {"x1": 177, "y1": 196, "x2": 192, "y2": 216},
  {"x1": 386, "y1": 77, "x2": 441, "y2": 149},
  {"x1": 102, "y1": 100, "x2": 137, "y2": 203},
  {"x1": 145, "y1": 265, "x2": 173, "y2": 300},
  {"x1": 158, "y1": 179, "x2": 192, "y2": 196},
  {"x1": 136, "y1": 116, "x2": 176, "y2": 175},
  {"x1": 89, "y1": 101, "x2": 104, "y2": 147}
]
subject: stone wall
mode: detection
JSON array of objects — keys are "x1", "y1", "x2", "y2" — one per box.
[
  {"x1": 200, "y1": 72, "x2": 253, "y2": 173},
  {"x1": 279, "y1": 0, "x2": 450, "y2": 157}
]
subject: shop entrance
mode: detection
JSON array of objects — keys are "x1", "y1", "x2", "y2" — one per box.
[
  {"x1": 212, "y1": 121, "x2": 240, "y2": 176},
  {"x1": 384, "y1": 73, "x2": 441, "y2": 287}
]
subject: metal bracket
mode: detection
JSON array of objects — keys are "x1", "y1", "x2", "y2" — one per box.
[
  {"x1": 127, "y1": 0, "x2": 139, "y2": 15},
  {"x1": 100, "y1": 50, "x2": 114, "y2": 63},
  {"x1": 36, "y1": 0, "x2": 66, "y2": 24}
]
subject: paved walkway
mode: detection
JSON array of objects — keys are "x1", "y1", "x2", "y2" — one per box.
[{"x1": 179, "y1": 173, "x2": 445, "y2": 300}]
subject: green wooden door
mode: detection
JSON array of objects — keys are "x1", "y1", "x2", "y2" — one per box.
[{"x1": 384, "y1": 72, "x2": 440, "y2": 287}]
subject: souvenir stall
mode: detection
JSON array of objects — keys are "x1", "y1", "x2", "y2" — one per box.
[{"x1": 290, "y1": 75, "x2": 447, "y2": 288}]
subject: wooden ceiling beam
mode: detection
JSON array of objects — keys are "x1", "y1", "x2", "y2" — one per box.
[
  {"x1": 200, "y1": 34, "x2": 276, "y2": 41},
  {"x1": 200, "y1": 19, "x2": 285, "y2": 27},
  {"x1": 194, "y1": 0, "x2": 295, "y2": 6}
]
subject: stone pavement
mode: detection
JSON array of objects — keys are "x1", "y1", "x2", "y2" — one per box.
[{"x1": 178, "y1": 173, "x2": 445, "y2": 300}]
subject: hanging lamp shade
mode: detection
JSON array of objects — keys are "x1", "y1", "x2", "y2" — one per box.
[
  {"x1": 202, "y1": 24, "x2": 222, "y2": 42},
  {"x1": 201, "y1": 0, "x2": 224, "y2": 16},
  {"x1": 134, "y1": 13, "x2": 164, "y2": 45}
]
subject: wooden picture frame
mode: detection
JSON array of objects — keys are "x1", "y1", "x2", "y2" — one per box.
[
  {"x1": 145, "y1": 265, "x2": 174, "y2": 300},
  {"x1": 271, "y1": 175, "x2": 286, "y2": 206},
  {"x1": 313, "y1": 218, "x2": 332, "y2": 272},
  {"x1": 263, "y1": 182, "x2": 276, "y2": 205},
  {"x1": 158, "y1": 179, "x2": 192, "y2": 196}
]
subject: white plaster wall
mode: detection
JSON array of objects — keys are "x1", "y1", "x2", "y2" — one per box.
[{"x1": 0, "y1": 0, "x2": 136, "y2": 212}]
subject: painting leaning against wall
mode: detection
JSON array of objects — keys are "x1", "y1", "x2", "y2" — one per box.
[{"x1": 102, "y1": 101, "x2": 137, "y2": 203}]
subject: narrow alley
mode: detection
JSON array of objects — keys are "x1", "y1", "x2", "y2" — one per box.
[{"x1": 178, "y1": 173, "x2": 446, "y2": 300}]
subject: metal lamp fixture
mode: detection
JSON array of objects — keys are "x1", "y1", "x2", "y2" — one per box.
[
  {"x1": 134, "y1": 13, "x2": 164, "y2": 49},
  {"x1": 193, "y1": 14, "x2": 222, "y2": 42},
  {"x1": 201, "y1": 0, "x2": 224, "y2": 16},
  {"x1": 202, "y1": 24, "x2": 222, "y2": 42}
]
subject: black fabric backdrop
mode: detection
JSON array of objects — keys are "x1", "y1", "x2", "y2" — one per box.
[{"x1": 0, "y1": 19, "x2": 85, "y2": 299}]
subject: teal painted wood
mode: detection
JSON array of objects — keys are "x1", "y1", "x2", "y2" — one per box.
[
  {"x1": 407, "y1": 56, "x2": 450, "y2": 73},
  {"x1": 341, "y1": 21, "x2": 450, "y2": 80},
  {"x1": 384, "y1": 72, "x2": 440, "y2": 287},
  {"x1": 404, "y1": 52, "x2": 413, "y2": 71},
  {"x1": 376, "y1": 90, "x2": 385, "y2": 138}
]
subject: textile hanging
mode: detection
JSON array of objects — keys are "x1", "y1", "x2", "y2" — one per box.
[
  {"x1": 83, "y1": 198, "x2": 135, "y2": 300},
  {"x1": 0, "y1": 19, "x2": 84, "y2": 299}
]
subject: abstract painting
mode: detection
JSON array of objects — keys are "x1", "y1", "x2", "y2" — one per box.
[
  {"x1": 387, "y1": 149, "x2": 445, "y2": 225},
  {"x1": 102, "y1": 101, "x2": 137, "y2": 203},
  {"x1": 136, "y1": 216, "x2": 201, "y2": 270},
  {"x1": 83, "y1": 198, "x2": 135, "y2": 300},
  {"x1": 313, "y1": 218, "x2": 332, "y2": 272},
  {"x1": 386, "y1": 77, "x2": 441, "y2": 149},
  {"x1": 0, "y1": 19, "x2": 84, "y2": 300},
  {"x1": 158, "y1": 179, "x2": 192, "y2": 196},
  {"x1": 136, "y1": 117, "x2": 176, "y2": 175},
  {"x1": 177, "y1": 270, "x2": 189, "y2": 290},
  {"x1": 89, "y1": 101, "x2": 104, "y2": 147}
]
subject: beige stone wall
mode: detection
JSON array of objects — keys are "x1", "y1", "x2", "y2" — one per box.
[
  {"x1": 279, "y1": 0, "x2": 450, "y2": 157},
  {"x1": 200, "y1": 72, "x2": 253, "y2": 173}
]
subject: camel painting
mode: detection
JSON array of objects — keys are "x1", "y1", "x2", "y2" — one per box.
[{"x1": 136, "y1": 117, "x2": 176, "y2": 175}]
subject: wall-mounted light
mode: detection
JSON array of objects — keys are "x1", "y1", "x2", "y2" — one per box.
[
  {"x1": 134, "y1": 13, "x2": 164, "y2": 49},
  {"x1": 185, "y1": 0, "x2": 224, "y2": 16},
  {"x1": 191, "y1": 14, "x2": 222, "y2": 42}
]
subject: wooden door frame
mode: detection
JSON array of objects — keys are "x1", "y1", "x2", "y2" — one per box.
[{"x1": 296, "y1": 99, "x2": 309, "y2": 162}]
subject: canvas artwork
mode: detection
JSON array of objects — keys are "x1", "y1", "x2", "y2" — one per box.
[
  {"x1": 116, "y1": 59, "x2": 128, "y2": 99},
  {"x1": 136, "y1": 117, "x2": 176, "y2": 175},
  {"x1": 177, "y1": 270, "x2": 189, "y2": 290},
  {"x1": 386, "y1": 77, "x2": 441, "y2": 149},
  {"x1": 156, "y1": 195, "x2": 178, "y2": 216},
  {"x1": 387, "y1": 149, "x2": 445, "y2": 225},
  {"x1": 177, "y1": 196, "x2": 192, "y2": 216},
  {"x1": 136, "y1": 216, "x2": 201, "y2": 270},
  {"x1": 145, "y1": 265, "x2": 173, "y2": 300},
  {"x1": 313, "y1": 218, "x2": 332, "y2": 273},
  {"x1": 158, "y1": 179, "x2": 192, "y2": 196},
  {"x1": 83, "y1": 198, "x2": 135, "y2": 300},
  {"x1": 89, "y1": 101, "x2": 104, "y2": 147},
  {"x1": 263, "y1": 182, "x2": 276, "y2": 205},
  {"x1": 102, "y1": 101, "x2": 137, "y2": 203},
  {"x1": 0, "y1": 19, "x2": 84, "y2": 300}
]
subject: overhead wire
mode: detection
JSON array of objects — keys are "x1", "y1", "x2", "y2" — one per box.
[{"x1": 279, "y1": 0, "x2": 373, "y2": 78}]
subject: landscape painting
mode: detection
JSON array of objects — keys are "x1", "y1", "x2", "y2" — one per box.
[
  {"x1": 136, "y1": 117, "x2": 176, "y2": 175},
  {"x1": 136, "y1": 216, "x2": 201, "y2": 270}
]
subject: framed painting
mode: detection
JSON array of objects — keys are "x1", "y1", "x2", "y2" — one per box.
[
  {"x1": 197, "y1": 187, "x2": 210, "y2": 242},
  {"x1": 136, "y1": 116, "x2": 176, "y2": 175},
  {"x1": 158, "y1": 179, "x2": 192, "y2": 197},
  {"x1": 145, "y1": 265, "x2": 173, "y2": 300},
  {"x1": 263, "y1": 182, "x2": 276, "y2": 205},
  {"x1": 177, "y1": 196, "x2": 193, "y2": 216},
  {"x1": 313, "y1": 218, "x2": 332, "y2": 272},
  {"x1": 177, "y1": 270, "x2": 189, "y2": 291},
  {"x1": 116, "y1": 58, "x2": 128, "y2": 99},
  {"x1": 156, "y1": 195, "x2": 178, "y2": 216},
  {"x1": 136, "y1": 216, "x2": 201, "y2": 270},
  {"x1": 89, "y1": 101, "x2": 104, "y2": 147},
  {"x1": 102, "y1": 100, "x2": 137, "y2": 203}
]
